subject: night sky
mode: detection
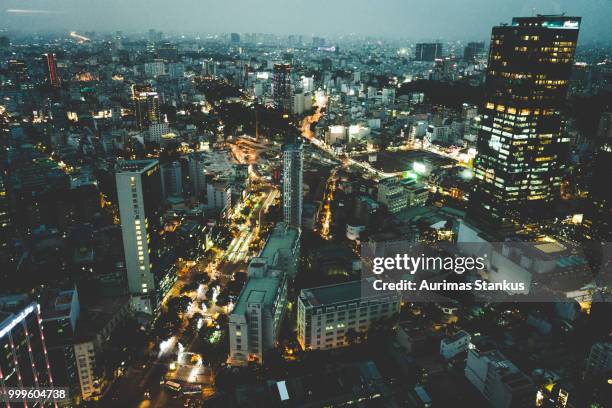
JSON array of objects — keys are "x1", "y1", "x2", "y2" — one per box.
[{"x1": 1, "y1": 0, "x2": 611, "y2": 42}]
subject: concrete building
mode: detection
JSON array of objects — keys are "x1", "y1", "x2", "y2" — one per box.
[
  {"x1": 161, "y1": 161, "x2": 182, "y2": 199},
  {"x1": 207, "y1": 182, "x2": 231, "y2": 212},
  {"x1": 377, "y1": 177, "x2": 407, "y2": 214},
  {"x1": 440, "y1": 330, "x2": 471, "y2": 360},
  {"x1": 465, "y1": 344, "x2": 535, "y2": 408},
  {"x1": 147, "y1": 122, "x2": 170, "y2": 144},
  {"x1": 585, "y1": 341, "x2": 612, "y2": 378},
  {"x1": 73, "y1": 296, "x2": 131, "y2": 401},
  {"x1": 115, "y1": 160, "x2": 162, "y2": 314},
  {"x1": 228, "y1": 223, "x2": 299, "y2": 366},
  {"x1": 297, "y1": 280, "x2": 401, "y2": 351},
  {"x1": 0, "y1": 296, "x2": 54, "y2": 402},
  {"x1": 144, "y1": 60, "x2": 166, "y2": 77},
  {"x1": 39, "y1": 287, "x2": 81, "y2": 403},
  {"x1": 401, "y1": 178, "x2": 429, "y2": 208}
]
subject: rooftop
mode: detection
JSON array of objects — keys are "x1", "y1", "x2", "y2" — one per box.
[
  {"x1": 232, "y1": 276, "x2": 282, "y2": 316},
  {"x1": 259, "y1": 222, "x2": 300, "y2": 267},
  {"x1": 300, "y1": 280, "x2": 364, "y2": 308},
  {"x1": 116, "y1": 159, "x2": 158, "y2": 173}
]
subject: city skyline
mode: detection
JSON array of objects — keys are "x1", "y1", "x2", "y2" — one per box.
[
  {"x1": 1, "y1": 0, "x2": 611, "y2": 42},
  {"x1": 0, "y1": 3, "x2": 610, "y2": 407}
]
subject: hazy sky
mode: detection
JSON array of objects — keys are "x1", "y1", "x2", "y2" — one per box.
[{"x1": 2, "y1": 0, "x2": 611, "y2": 42}]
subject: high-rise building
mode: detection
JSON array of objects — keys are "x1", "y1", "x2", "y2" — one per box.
[
  {"x1": 230, "y1": 33, "x2": 240, "y2": 44},
  {"x1": 415, "y1": 43, "x2": 443, "y2": 61},
  {"x1": 44, "y1": 53, "x2": 60, "y2": 87},
  {"x1": 115, "y1": 160, "x2": 163, "y2": 313},
  {"x1": 39, "y1": 287, "x2": 80, "y2": 403},
  {"x1": 584, "y1": 112, "x2": 612, "y2": 241},
  {"x1": 468, "y1": 15, "x2": 581, "y2": 234},
  {"x1": 464, "y1": 41, "x2": 486, "y2": 62},
  {"x1": 161, "y1": 161, "x2": 182, "y2": 199},
  {"x1": 188, "y1": 153, "x2": 207, "y2": 198},
  {"x1": 272, "y1": 63, "x2": 293, "y2": 113},
  {"x1": 131, "y1": 84, "x2": 161, "y2": 129},
  {"x1": 297, "y1": 280, "x2": 401, "y2": 351},
  {"x1": 0, "y1": 296, "x2": 55, "y2": 403},
  {"x1": 282, "y1": 140, "x2": 303, "y2": 227}
]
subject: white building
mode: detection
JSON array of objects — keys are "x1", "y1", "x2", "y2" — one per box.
[
  {"x1": 377, "y1": 177, "x2": 407, "y2": 214},
  {"x1": 73, "y1": 297, "x2": 131, "y2": 401},
  {"x1": 326, "y1": 125, "x2": 347, "y2": 145},
  {"x1": 147, "y1": 122, "x2": 170, "y2": 144},
  {"x1": 401, "y1": 178, "x2": 429, "y2": 208},
  {"x1": 115, "y1": 160, "x2": 160, "y2": 313},
  {"x1": 426, "y1": 124, "x2": 451, "y2": 144},
  {"x1": 302, "y1": 76, "x2": 314, "y2": 93},
  {"x1": 228, "y1": 223, "x2": 300, "y2": 366},
  {"x1": 440, "y1": 330, "x2": 471, "y2": 359},
  {"x1": 207, "y1": 182, "x2": 231, "y2": 211},
  {"x1": 348, "y1": 124, "x2": 371, "y2": 143},
  {"x1": 297, "y1": 280, "x2": 401, "y2": 351},
  {"x1": 465, "y1": 345, "x2": 535, "y2": 408}
]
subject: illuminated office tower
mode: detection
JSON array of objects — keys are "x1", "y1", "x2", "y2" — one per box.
[
  {"x1": 131, "y1": 84, "x2": 161, "y2": 129},
  {"x1": 0, "y1": 297, "x2": 54, "y2": 404},
  {"x1": 116, "y1": 160, "x2": 163, "y2": 314},
  {"x1": 469, "y1": 15, "x2": 580, "y2": 233},
  {"x1": 44, "y1": 53, "x2": 60, "y2": 87},
  {"x1": 282, "y1": 140, "x2": 303, "y2": 227},
  {"x1": 272, "y1": 63, "x2": 293, "y2": 113}
]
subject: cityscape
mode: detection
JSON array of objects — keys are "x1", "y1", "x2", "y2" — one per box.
[{"x1": 0, "y1": 1, "x2": 611, "y2": 407}]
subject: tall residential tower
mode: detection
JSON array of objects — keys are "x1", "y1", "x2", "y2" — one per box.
[
  {"x1": 272, "y1": 63, "x2": 293, "y2": 113},
  {"x1": 116, "y1": 160, "x2": 165, "y2": 314},
  {"x1": 282, "y1": 140, "x2": 303, "y2": 227}
]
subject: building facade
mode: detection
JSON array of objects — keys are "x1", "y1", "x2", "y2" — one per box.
[
  {"x1": 228, "y1": 223, "x2": 300, "y2": 366},
  {"x1": 377, "y1": 177, "x2": 407, "y2": 214},
  {"x1": 282, "y1": 141, "x2": 304, "y2": 227},
  {"x1": 272, "y1": 63, "x2": 293, "y2": 113},
  {"x1": 297, "y1": 280, "x2": 401, "y2": 351},
  {"x1": 115, "y1": 160, "x2": 163, "y2": 314},
  {"x1": 465, "y1": 344, "x2": 535, "y2": 408},
  {"x1": 0, "y1": 297, "x2": 54, "y2": 406}
]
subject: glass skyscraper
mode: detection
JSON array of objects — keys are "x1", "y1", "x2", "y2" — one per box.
[
  {"x1": 469, "y1": 15, "x2": 581, "y2": 234},
  {"x1": 0, "y1": 297, "x2": 54, "y2": 406}
]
